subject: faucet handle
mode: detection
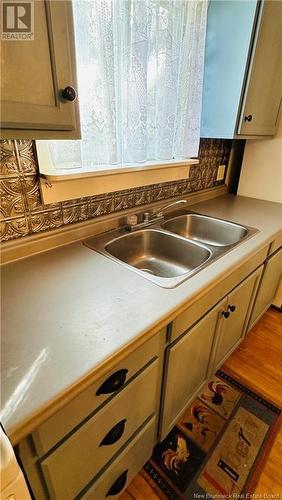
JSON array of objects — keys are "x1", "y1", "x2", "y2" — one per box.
[{"x1": 126, "y1": 214, "x2": 138, "y2": 227}]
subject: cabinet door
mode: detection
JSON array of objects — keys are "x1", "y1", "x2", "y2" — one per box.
[
  {"x1": 1, "y1": 0, "x2": 80, "y2": 139},
  {"x1": 200, "y1": 0, "x2": 257, "y2": 139},
  {"x1": 249, "y1": 249, "x2": 282, "y2": 328},
  {"x1": 213, "y1": 268, "x2": 262, "y2": 368},
  {"x1": 161, "y1": 299, "x2": 226, "y2": 438},
  {"x1": 238, "y1": 1, "x2": 282, "y2": 136}
]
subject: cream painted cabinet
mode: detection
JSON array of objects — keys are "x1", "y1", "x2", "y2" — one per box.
[
  {"x1": 1, "y1": 0, "x2": 80, "y2": 139},
  {"x1": 212, "y1": 267, "x2": 263, "y2": 369},
  {"x1": 201, "y1": 0, "x2": 282, "y2": 138},
  {"x1": 161, "y1": 267, "x2": 262, "y2": 439},
  {"x1": 41, "y1": 362, "x2": 158, "y2": 499},
  {"x1": 249, "y1": 249, "x2": 282, "y2": 329},
  {"x1": 81, "y1": 416, "x2": 156, "y2": 499},
  {"x1": 237, "y1": 0, "x2": 282, "y2": 136},
  {"x1": 17, "y1": 330, "x2": 165, "y2": 500},
  {"x1": 160, "y1": 298, "x2": 226, "y2": 438}
]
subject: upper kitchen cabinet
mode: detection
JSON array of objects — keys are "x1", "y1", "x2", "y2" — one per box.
[
  {"x1": 201, "y1": 0, "x2": 282, "y2": 139},
  {"x1": 0, "y1": 0, "x2": 80, "y2": 139}
]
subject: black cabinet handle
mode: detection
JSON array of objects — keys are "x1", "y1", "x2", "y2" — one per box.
[
  {"x1": 106, "y1": 470, "x2": 128, "y2": 496},
  {"x1": 96, "y1": 369, "x2": 128, "y2": 395},
  {"x1": 61, "y1": 86, "x2": 77, "y2": 102},
  {"x1": 222, "y1": 310, "x2": 230, "y2": 319},
  {"x1": 228, "y1": 304, "x2": 236, "y2": 312},
  {"x1": 244, "y1": 114, "x2": 252, "y2": 122},
  {"x1": 99, "y1": 419, "x2": 126, "y2": 447}
]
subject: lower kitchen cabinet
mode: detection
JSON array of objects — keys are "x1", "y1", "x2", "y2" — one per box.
[
  {"x1": 32, "y1": 333, "x2": 163, "y2": 457},
  {"x1": 249, "y1": 248, "x2": 282, "y2": 329},
  {"x1": 41, "y1": 361, "x2": 158, "y2": 499},
  {"x1": 212, "y1": 266, "x2": 263, "y2": 369},
  {"x1": 160, "y1": 298, "x2": 226, "y2": 438},
  {"x1": 160, "y1": 266, "x2": 262, "y2": 438},
  {"x1": 15, "y1": 239, "x2": 279, "y2": 498},
  {"x1": 80, "y1": 416, "x2": 156, "y2": 499},
  {"x1": 17, "y1": 330, "x2": 165, "y2": 500}
]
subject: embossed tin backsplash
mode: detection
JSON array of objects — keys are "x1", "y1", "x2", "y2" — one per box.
[{"x1": 0, "y1": 139, "x2": 231, "y2": 242}]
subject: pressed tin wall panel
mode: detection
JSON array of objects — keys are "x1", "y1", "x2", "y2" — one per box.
[{"x1": 0, "y1": 139, "x2": 232, "y2": 242}]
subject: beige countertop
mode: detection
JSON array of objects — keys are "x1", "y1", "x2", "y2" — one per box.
[{"x1": 1, "y1": 194, "x2": 282, "y2": 444}]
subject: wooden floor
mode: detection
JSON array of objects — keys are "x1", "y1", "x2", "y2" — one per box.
[{"x1": 121, "y1": 308, "x2": 282, "y2": 499}]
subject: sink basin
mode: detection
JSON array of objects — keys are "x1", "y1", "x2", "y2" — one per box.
[
  {"x1": 105, "y1": 229, "x2": 211, "y2": 278},
  {"x1": 84, "y1": 212, "x2": 257, "y2": 288},
  {"x1": 162, "y1": 214, "x2": 248, "y2": 247}
]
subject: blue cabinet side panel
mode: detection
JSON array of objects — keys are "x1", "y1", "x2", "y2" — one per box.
[{"x1": 200, "y1": 0, "x2": 257, "y2": 138}]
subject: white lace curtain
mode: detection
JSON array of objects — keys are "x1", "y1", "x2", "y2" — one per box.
[{"x1": 47, "y1": 0, "x2": 208, "y2": 169}]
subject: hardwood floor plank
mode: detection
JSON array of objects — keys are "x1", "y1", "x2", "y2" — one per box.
[
  {"x1": 119, "y1": 490, "x2": 134, "y2": 500},
  {"x1": 223, "y1": 310, "x2": 282, "y2": 407},
  {"x1": 123, "y1": 307, "x2": 282, "y2": 498},
  {"x1": 127, "y1": 474, "x2": 160, "y2": 500}
]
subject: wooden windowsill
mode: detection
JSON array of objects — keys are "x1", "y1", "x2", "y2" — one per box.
[
  {"x1": 36, "y1": 141, "x2": 198, "y2": 203},
  {"x1": 39, "y1": 161, "x2": 198, "y2": 204},
  {"x1": 40, "y1": 158, "x2": 199, "y2": 182}
]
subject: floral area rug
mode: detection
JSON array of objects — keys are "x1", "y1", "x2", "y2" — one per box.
[{"x1": 142, "y1": 370, "x2": 281, "y2": 499}]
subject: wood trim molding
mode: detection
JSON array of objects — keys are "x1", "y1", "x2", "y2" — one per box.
[{"x1": 0, "y1": 185, "x2": 227, "y2": 265}]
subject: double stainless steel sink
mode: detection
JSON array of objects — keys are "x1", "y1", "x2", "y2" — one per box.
[{"x1": 84, "y1": 212, "x2": 258, "y2": 288}]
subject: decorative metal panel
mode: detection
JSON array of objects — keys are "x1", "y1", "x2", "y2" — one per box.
[{"x1": 0, "y1": 139, "x2": 231, "y2": 242}]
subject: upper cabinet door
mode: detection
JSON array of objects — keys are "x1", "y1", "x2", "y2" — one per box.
[
  {"x1": 238, "y1": 1, "x2": 282, "y2": 136},
  {"x1": 1, "y1": 0, "x2": 80, "y2": 139},
  {"x1": 201, "y1": 0, "x2": 282, "y2": 139},
  {"x1": 200, "y1": 0, "x2": 258, "y2": 139}
]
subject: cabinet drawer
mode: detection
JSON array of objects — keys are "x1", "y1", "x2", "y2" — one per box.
[
  {"x1": 33, "y1": 331, "x2": 164, "y2": 456},
  {"x1": 41, "y1": 360, "x2": 158, "y2": 500},
  {"x1": 81, "y1": 416, "x2": 156, "y2": 499}
]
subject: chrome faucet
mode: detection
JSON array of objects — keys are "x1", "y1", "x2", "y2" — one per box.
[
  {"x1": 153, "y1": 199, "x2": 187, "y2": 218},
  {"x1": 125, "y1": 199, "x2": 187, "y2": 232}
]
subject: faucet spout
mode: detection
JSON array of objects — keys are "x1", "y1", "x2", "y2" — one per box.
[
  {"x1": 153, "y1": 199, "x2": 187, "y2": 218},
  {"x1": 125, "y1": 199, "x2": 187, "y2": 232}
]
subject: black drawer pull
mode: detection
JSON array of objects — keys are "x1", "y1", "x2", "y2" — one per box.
[
  {"x1": 222, "y1": 310, "x2": 230, "y2": 319},
  {"x1": 244, "y1": 114, "x2": 252, "y2": 122},
  {"x1": 99, "y1": 419, "x2": 126, "y2": 446},
  {"x1": 228, "y1": 304, "x2": 236, "y2": 312},
  {"x1": 96, "y1": 369, "x2": 128, "y2": 395},
  {"x1": 106, "y1": 469, "x2": 128, "y2": 496}
]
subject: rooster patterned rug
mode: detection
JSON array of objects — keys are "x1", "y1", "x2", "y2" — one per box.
[{"x1": 142, "y1": 370, "x2": 281, "y2": 499}]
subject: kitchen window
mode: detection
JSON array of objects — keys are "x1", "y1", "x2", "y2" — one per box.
[{"x1": 38, "y1": 0, "x2": 207, "y2": 203}]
